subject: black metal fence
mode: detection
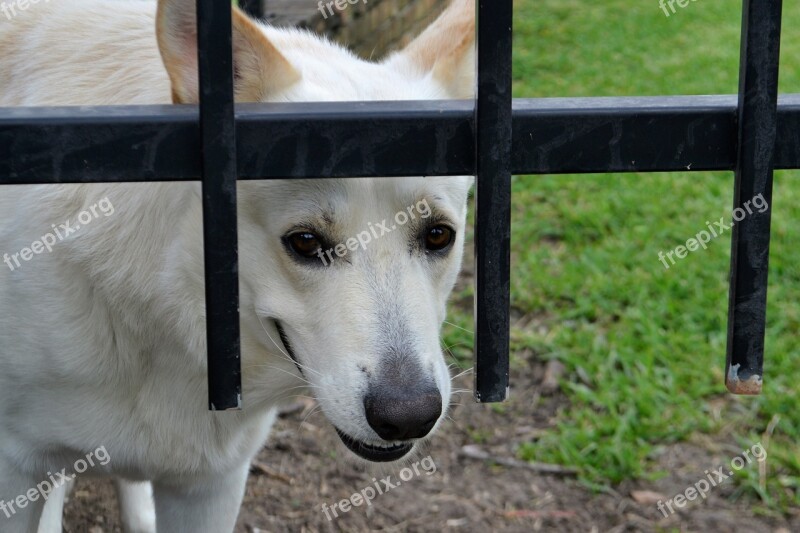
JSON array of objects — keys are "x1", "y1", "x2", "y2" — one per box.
[{"x1": 0, "y1": 0, "x2": 788, "y2": 408}]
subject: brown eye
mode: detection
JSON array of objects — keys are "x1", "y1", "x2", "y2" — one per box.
[
  {"x1": 287, "y1": 232, "x2": 322, "y2": 258},
  {"x1": 425, "y1": 226, "x2": 454, "y2": 251}
]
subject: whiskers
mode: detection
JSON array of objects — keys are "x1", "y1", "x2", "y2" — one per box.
[
  {"x1": 443, "y1": 320, "x2": 474, "y2": 335},
  {"x1": 256, "y1": 315, "x2": 321, "y2": 377},
  {"x1": 441, "y1": 322, "x2": 475, "y2": 405},
  {"x1": 451, "y1": 366, "x2": 473, "y2": 381},
  {"x1": 299, "y1": 403, "x2": 325, "y2": 428},
  {"x1": 243, "y1": 363, "x2": 313, "y2": 386}
]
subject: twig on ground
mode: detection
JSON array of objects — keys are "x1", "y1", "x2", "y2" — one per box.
[
  {"x1": 251, "y1": 461, "x2": 292, "y2": 484},
  {"x1": 459, "y1": 445, "x2": 578, "y2": 476}
]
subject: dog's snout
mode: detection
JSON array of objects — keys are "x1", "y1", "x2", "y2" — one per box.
[{"x1": 364, "y1": 385, "x2": 442, "y2": 441}]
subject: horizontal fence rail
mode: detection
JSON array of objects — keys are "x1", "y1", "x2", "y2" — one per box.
[{"x1": 3, "y1": 95, "x2": 800, "y2": 184}]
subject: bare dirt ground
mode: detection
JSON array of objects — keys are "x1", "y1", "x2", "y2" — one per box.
[
  {"x1": 62, "y1": 257, "x2": 800, "y2": 532},
  {"x1": 63, "y1": 351, "x2": 800, "y2": 532},
  {"x1": 53, "y1": 117, "x2": 798, "y2": 533}
]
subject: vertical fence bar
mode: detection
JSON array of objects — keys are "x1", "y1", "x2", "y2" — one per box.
[
  {"x1": 725, "y1": 0, "x2": 782, "y2": 395},
  {"x1": 197, "y1": 0, "x2": 242, "y2": 410},
  {"x1": 473, "y1": 0, "x2": 512, "y2": 402}
]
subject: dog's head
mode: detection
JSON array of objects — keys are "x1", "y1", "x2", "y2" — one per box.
[{"x1": 157, "y1": 0, "x2": 474, "y2": 462}]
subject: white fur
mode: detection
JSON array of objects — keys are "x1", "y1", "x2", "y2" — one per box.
[{"x1": 0, "y1": 1, "x2": 474, "y2": 531}]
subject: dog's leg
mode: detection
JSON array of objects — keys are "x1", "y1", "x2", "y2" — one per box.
[
  {"x1": 115, "y1": 479, "x2": 156, "y2": 533},
  {"x1": 0, "y1": 465, "x2": 48, "y2": 533},
  {"x1": 36, "y1": 478, "x2": 72, "y2": 533},
  {"x1": 152, "y1": 463, "x2": 250, "y2": 533}
]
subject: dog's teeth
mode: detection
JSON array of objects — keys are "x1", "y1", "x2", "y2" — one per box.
[{"x1": 366, "y1": 441, "x2": 404, "y2": 450}]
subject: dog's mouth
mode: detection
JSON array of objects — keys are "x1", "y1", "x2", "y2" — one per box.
[
  {"x1": 334, "y1": 428, "x2": 414, "y2": 462},
  {"x1": 273, "y1": 320, "x2": 414, "y2": 463},
  {"x1": 274, "y1": 320, "x2": 304, "y2": 376}
]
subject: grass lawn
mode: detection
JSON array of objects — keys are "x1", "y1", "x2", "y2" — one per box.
[{"x1": 445, "y1": 0, "x2": 800, "y2": 513}]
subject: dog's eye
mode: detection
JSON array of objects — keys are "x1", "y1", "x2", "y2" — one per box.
[
  {"x1": 424, "y1": 226, "x2": 454, "y2": 251},
  {"x1": 287, "y1": 232, "x2": 322, "y2": 258}
]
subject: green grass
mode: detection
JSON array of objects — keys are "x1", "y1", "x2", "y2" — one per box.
[{"x1": 445, "y1": 0, "x2": 800, "y2": 511}]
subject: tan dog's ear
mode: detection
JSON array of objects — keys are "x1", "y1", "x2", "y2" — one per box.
[
  {"x1": 387, "y1": 0, "x2": 475, "y2": 98},
  {"x1": 156, "y1": 0, "x2": 299, "y2": 104}
]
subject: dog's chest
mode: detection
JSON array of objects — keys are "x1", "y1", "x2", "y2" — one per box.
[{"x1": 100, "y1": 402, "x2": 276, "y2": 481}]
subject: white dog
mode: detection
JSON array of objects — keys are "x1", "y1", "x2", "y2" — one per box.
[{"x1": 0, "y1": 0, "x2": 474, "y2": 531}]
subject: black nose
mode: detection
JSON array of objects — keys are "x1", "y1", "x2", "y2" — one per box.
[{"x1": 364, "y1": 385, "x2": 442, "y2": 441}]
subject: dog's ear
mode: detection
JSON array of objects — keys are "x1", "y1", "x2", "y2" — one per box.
[
  {"x1": 387, "y1": 0, "x2": 475, "y2": 98},
  {"x1": 156, "y1": 0, "x2": 299, "y2": 104}
]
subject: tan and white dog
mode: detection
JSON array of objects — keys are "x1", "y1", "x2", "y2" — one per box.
[{"x1": 0, "y1": 0, "x2": 474, "y2": 531}]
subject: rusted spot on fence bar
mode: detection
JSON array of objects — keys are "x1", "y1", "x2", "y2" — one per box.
[{"x1": 726, "y1": 364, "x2": 763, "y2": 395}]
